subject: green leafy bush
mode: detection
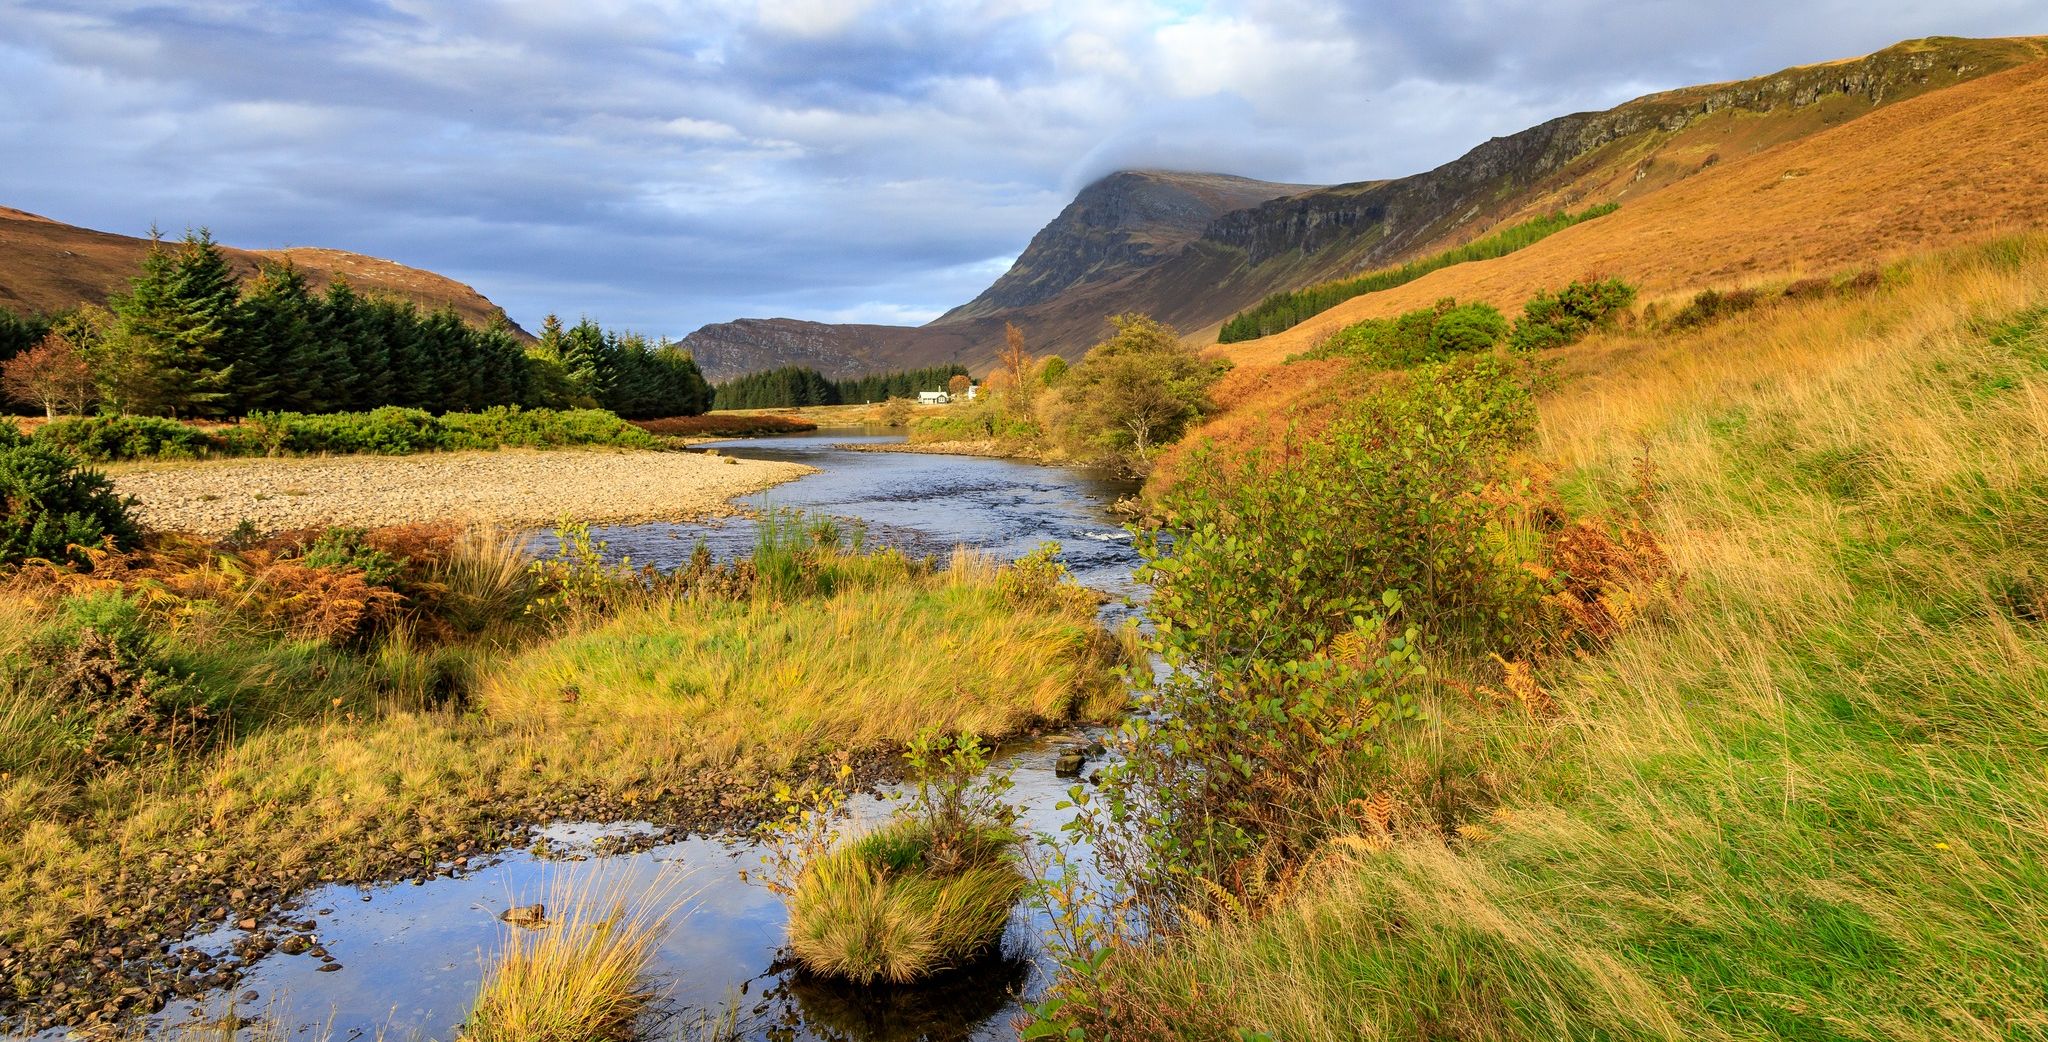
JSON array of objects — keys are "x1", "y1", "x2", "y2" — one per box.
[
  {"x1": 0, "y1": 424, "x2": 142, "y2": 565},
  {"x1": 1063, "y1": 352, "x2": 1540, "y2": 932},
  {"x1": 19, "y1": 592, "x2": 216, "y2": 771},
  {"x1": 1509, "y1": 277, "x2": 1638, "y2": 351},
  {"x1": 298, "y1": 527, "x2": 406, "y2": 586},
  {"x1": 1295, "y1": 299, "x2": 1508, "y2": 366},
  {"x1": 33, "y1": 415, "x2": 221, "y2": 461},
  {"x1": 1665, "y1": 286, "x2": 1763, "y2": 331},
  {"x1": 38, "y1": 407, "x2": 660, "y2": 462},
  {"x1": 908, "y1": 403, "x2": 1042, "y2": 444}
]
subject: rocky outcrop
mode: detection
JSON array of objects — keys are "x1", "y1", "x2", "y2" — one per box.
[
  {"x1": 938, "y1": 171, "x2": 1316, "y2": 321},
  {"x1": 678, "y1": 316, "x2": 1003, "y2": 382}
]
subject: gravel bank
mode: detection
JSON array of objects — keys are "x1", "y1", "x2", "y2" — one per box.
[{"x1": 108, "y1": 448, "x2": 815, "y2": 536}]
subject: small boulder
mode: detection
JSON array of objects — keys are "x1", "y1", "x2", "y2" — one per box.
[
  {"x1": 499, "y1": 903, "x2": 547, "y2": 928},
  {"x1": 1054, "y1": 749, "x2": 1086, "y2": 777}
]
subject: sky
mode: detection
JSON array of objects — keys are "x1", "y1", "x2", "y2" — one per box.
[{"x1": 4, "y1": 1, "x2": 2046, "y2": 337}]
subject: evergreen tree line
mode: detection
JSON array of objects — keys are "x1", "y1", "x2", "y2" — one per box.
[
  {"x1": 712, "y1": 363, "x2": 969, "y2": 410},
  {"x1": 533, "y1": 315, "x2": 712, "y2": 419},
  {"x1": 1217, "y1": 202, "x2": 1621, "y2": 343},
  {"x1": 2, "y1": 230, "x2": 711, "y2": 420}
]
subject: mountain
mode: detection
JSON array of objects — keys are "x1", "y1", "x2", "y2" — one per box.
[
  {"x1": 683, "y1": 170, "x2": 1317, "y2": 381},
  {"x1": 680, "y1": 35, "x2": 2048, "y2": 379},
  {"x1": 0, "y1": 206, "x2": 529, "y2": 337},
  {"x1": 937, "y1": 171, "x2": 1320, "y2": 322},
  {"x1": 1158, "y1": 40, "x2": 2048, "y2": 489}
]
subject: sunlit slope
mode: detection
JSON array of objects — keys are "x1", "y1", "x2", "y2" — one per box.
[
  {"x1": 0, "y1": 207, "x2": 529, "y2": 336},
  {"x1": 1215, "y1": 54, "x2": 2048, "y2": 368}
]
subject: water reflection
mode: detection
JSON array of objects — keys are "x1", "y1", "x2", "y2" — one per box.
[{"x1": 120, "y1": 437, "x2": 1140, "y2": 1042}]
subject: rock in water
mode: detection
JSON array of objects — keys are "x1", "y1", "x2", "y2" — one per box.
[
  {"x1": 1055, "y1": 749, "x2": 1086, "y2": 777},
  {"x1": 499, "y1": 903, "x2": 547, "y2": 928}
]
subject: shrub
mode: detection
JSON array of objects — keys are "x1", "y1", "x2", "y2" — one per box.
[
  {"x1": 297, "y1": 526, "x2": 406, "y2": 586},
  {"x1": 1295, "y1": 299, "x2": 1508, "y2": 366},
  {"x1": 1053, "y1": 313, "x2": 1229, "y2": 467},
  {"x1": 33, "y1": 414, "x2": 221, "y2": 461},
  {"x1": 908, "y1": 401, "x2": 1043, "y2": 444},
  {"x1": 17, "y1": 592, "x2": 217, "y2": 771},
  {"x1": 1062, "y1": 352, "x2": 1539, "y2": 934},
  {"x1": 1509, "y1": 277, "x2": 1638, "y2": 351},
  {"x1": 1665, "y1": 286, "x2": 1762, "y2": 331},
  {"x1": 0, "y1": 424, "x2": 142, "y2": 565}
]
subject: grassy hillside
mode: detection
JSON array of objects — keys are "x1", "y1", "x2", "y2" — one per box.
[
  {"x1": 0, "y1": 206, "x2": 528, "y2": 336},
  {"x1": 1096, "y1": 234, "x2": 2048, "y2": 1040},
  {"x1": 1217, "y1": 53, "x2": 2048, "y2": 366},
  {"x1": 1162, "y1": 51, "x2": 2048, "y2": 489}
]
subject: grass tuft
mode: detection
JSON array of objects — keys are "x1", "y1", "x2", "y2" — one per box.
[
  {"x1": 786, "y1": 818, "x2": 1026, "y2": 984},
  {"x1": 464, "y1": 874, "x2": 677, "y2": 1042}
]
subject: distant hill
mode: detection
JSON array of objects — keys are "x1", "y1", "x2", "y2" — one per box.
[
  {"x1": 681, "y1": 35, "x2": 2048, "y2": 378},
  {"x1": 0, "y1": 207, "x2": 530, "y2": 337}
]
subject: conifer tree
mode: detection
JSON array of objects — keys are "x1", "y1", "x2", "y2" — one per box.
[
  {"x1": 104, "y1": 230, "x2": 240, "y2": 417},
  {"x1": 237, "y1": 260, "x2": 326, "y2": 413}
]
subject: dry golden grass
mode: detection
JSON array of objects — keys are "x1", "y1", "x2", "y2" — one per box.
[
  {"x1": 0, "y1": 206, "x2": 520, "y2": 332},
  {"x1": 465, "y1": 873, "x2": 679, "y2": 1042},
  {"x1": 1104, "y1": 234, "x2": 2048, "y2": 1040}
]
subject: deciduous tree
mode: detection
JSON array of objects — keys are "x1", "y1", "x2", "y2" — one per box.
[{"x1": 1, "y1": 331, "x2": 97, "y2": 418}]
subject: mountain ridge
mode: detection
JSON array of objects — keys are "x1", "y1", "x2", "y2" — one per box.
[{"x1": 678, "y1": 34, "x2": 2048, "y2": 378}]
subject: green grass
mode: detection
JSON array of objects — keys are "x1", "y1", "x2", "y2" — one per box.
[
  {"x1": 787, "y1": 818, "x2": 1026, "y2": 984},
  {"x1": 1218, "y1": 203, "x2": 1619, "y2": 343},
  {"x1": 0, "y1": 536, "x2": 1126, "y2": 972},
  {"x1": 1100, "y1": 235, "x2": 2048, "y2": 1040},
  {"x1": 485, "y1": 553, "x2": 1125, "y2": 771}
]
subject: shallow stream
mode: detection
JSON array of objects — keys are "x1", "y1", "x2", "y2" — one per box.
[{"x1": 106, "y1": 430, "x2": 1146, "y2": 1042}]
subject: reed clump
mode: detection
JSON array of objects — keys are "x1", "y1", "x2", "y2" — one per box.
[
  {"x1": 768, "y1": 731, "x2": 1029, "y2": 984},
  {"x1": 464, "y1": 875, "x2": 677, "y2": 1042}
]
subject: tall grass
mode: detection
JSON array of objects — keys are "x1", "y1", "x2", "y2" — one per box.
[
  {"x1": 1096, "y1": 234, "x2": 2048, "y2": 1039},
  {"x1": 787, "y1": 820, "x2": 1026, "y2": 984},
  {"x1": 465, "y1": 874, "x2": 679, "y2": 1042},
  {"x1": 0, "y1": 528, "x2": 1126, "y2": 967}
]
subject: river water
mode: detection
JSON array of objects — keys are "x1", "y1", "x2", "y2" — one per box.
[{"x1": 120, "y1": 430, "x2": 1147, "y2": 1042}]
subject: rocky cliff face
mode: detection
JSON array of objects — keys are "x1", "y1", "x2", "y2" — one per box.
[
  {"x1": 938, "y1": 171, "x2": 1317, "y2": 321},
  {"x1": 679, "y1": 316, "x2": 1002, "y2": 383}
]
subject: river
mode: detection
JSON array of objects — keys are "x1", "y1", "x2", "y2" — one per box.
[{"x1": 117, "y1": 430, "x2": 1146, "y2": 1042}]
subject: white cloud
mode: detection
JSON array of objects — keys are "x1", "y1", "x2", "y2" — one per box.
[{"x1": 3, "y1": 0, "x2": 2046, "y2": 337}]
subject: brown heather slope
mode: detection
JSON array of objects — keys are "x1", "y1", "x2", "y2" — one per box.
[
  {"x1": 0, "y1": 207, "x2": 529, "y2": 336},
  {"x1": 1159, "y1": 52, "x2": 2048, "y2": 487}
]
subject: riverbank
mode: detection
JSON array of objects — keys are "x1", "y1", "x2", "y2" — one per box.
[
  {"x1": 838, "y1": 437, "x2": 1051, "y2": 462},
  {"x1": 106, "y1": 448, "x2": 814, "y2": 536},
  {"x1": 0, "y1": 529, "x2": 1130, "y2": 1033}
]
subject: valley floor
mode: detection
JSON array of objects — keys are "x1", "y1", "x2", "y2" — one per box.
[{"x1": 106, "y1": 447, "x2": 813, "y2": 537}]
